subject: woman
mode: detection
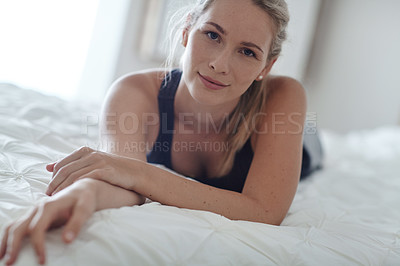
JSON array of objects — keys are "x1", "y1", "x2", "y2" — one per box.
[{"x1": 1, "y1": 0, "x2": 322, "y2": 264}]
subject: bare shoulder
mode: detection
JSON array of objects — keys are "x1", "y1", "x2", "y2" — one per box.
[
  {"x1": 251, "y1": 75, "x2": 307, "y2": 150},
  {"x1": 266, "y1": 75, "x2": 303, "y2": 88},
  {"x1": 265, "y1": 75, "x2": 307, "y2": 110},
  {"x1": 104, "y1": 68, "x2": 167, "y2": 109},
  {"x1": 100, "y1": 69, "x2": 167, "y2": 158}
]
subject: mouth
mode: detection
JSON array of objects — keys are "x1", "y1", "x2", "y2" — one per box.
[{"x1": 198, "y1": 73, "x2": 229, "y2": 90}]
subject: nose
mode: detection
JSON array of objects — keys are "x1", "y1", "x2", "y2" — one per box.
[{"x1": 209, "y1": 48, "x2": 230, "y2": 75}]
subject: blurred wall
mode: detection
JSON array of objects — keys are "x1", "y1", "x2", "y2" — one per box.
[
  {"x1": 271, "y1": 0, "x2": 321, "y2": 82},
  {"x1": 304, "y1": 0, "x2": 400, "y2": 133},
  {"x1": 78, "y1": 0, "x2": 152, "y2": 103}
]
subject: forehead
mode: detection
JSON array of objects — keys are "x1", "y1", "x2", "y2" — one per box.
[{"x1": 197, "y1": 0, "x2": 274, "y2": 48}]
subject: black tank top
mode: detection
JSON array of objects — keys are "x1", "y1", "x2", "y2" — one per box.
[{"x1": 146, "y1": 69, "x2": 322, "y2": 192}]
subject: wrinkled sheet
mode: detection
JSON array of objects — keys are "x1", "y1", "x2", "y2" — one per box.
[{"x1": 1, "y1": 84, "x2": 400, "y2": 266}]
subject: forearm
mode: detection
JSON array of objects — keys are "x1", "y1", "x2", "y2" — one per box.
[
  {"x1": 90, "y1": 179, "x2": 145, "y2": 211},
  {"x1": 133, "y1": 163, "x2": 279, "y2": 225}
]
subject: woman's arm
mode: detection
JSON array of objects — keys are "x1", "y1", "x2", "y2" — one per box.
[
  {"x1": 135, "y1": 162, "x2": 281, "y2": 224},
  {"x1": 47, "y1": 151, "x2": 277, "y2": 223},
  {"x1": 93, "y1": 177, "x2": 145, "y2": 210},
  {"x1": 45, "y1": 161, "x2": 145, "y2": 206}
]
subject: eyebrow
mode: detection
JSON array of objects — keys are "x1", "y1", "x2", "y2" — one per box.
[
  {"x1": 205, "y1": 22, "x2": 226, "y2": 35},
  {"x1": 205, "y1": 21, "x2": 265, "y2": 54}
]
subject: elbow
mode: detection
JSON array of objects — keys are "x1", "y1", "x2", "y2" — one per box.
[
  {"x1": 248, "y1": 213, "x2": 283, "y2": 226},
  {"x1": 249, "y1": 204, "x2": 286, "y2": 226},
  {"x1": 270, "y1": 216, "x2": 285, "y2": 226},
  {"x1": 248, "y1": 198, "x2": 287, "y2": 225},
  {"x1": 138, "y1": 195, "x2": 146, "y2": 205},
  {"x1": 259, "y1": 213, "x2": 285, "y2": 226}
]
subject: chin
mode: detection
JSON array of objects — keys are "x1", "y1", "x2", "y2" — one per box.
[{"x1": 190, "y1": 89, "x2": 223, "y2": 106}]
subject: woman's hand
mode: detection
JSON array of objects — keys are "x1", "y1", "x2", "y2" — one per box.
[
  {"x1": 0, "y1": 179, "x2": 98, "y2": 265},
  {"x1": 46, "y1": 147, "x2": 140, "y2": 196}
]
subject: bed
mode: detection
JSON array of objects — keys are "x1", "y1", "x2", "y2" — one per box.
[{"x1": 1, "y1": 83, "x2": 399, "y2": 266}]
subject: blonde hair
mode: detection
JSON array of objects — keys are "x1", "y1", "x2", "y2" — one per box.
[{"x1": 166, "y1": 0, "x2": 289, "y2": 176}]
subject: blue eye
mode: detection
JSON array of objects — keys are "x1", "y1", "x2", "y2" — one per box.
[
  {"x1": 207, "y1": 31, "x2": 219, "y2": 41},
  {"x1": 242, "y1": 48, "x2": 255, "y2": 57}
]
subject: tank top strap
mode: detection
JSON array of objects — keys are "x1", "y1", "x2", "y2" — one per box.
[
  {"x1": 158, "y1": 69, "x2": 182, "y2": 100},
  {"x1": 146, "y1": 69, "x2": 182, "y2": 168},
  {"x1": 157, "y1": 69, "x2": 182, "y2": 143}
]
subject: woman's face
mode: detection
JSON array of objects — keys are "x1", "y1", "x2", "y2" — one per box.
[{"x1": 181, "y1": 0, "x2": 275, "y2": 106}]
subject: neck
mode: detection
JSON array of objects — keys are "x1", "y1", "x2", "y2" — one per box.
[{"x1": 174, "y1": 79, "x2": 239, "y2": 135}]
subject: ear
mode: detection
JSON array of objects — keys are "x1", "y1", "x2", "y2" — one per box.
[
  {"x1": 182, "y1": 28, "x2": 189, "y2": 47},
  {"x1": 256, "y1": 58, "x2": 277, "y2": 81},
  {"x1": 182, "y1": 14, "x2": 192, "y2": 48}
]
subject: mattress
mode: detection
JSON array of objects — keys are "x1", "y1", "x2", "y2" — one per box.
[{"x1": 1, "y1": 83, "x2": 399, "y2": 265}]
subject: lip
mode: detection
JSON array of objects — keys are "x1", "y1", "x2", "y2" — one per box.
[{"x1": 198, "y1": 73, "x2": 229, "y2": 90}]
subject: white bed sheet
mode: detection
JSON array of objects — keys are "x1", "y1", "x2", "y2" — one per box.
[{"x1": 0, "y1": 84, "x2": 399, "y2": 265}]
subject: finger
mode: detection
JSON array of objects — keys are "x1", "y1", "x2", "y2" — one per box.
[
  {"x1": 46, "y1": 158, "x2": 94, "y2": 196},
  {"x1": 62, "y1": 196, "x2": 95, "y2": 244},
  {"x1": 30, "y1": 232, "x2": 46, "y2": 265},
  {"x1": 28, "y1": 204, "x2": 57, "y2": 265},
  {"x1": 0, "y1": 225, "x2": 11, "y2": 259},
  {"x1": 50, "y1": 165, "x2": 97, "y2": 196},
  {"x1": 4, "y1": 209, "x2": 37, "y2": 265},
  {"x1": 46, "y1": 163, "x2": 55, "y2": 172},
  {"x1": 5, "y1": 226, "x2": 25, "y2": 266},
  {"x1": 52, "y1": 146, "x2": 93, "y2": 178}
]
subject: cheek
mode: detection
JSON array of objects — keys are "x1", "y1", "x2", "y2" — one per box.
[
  {"x1": 232, "y1": 65, "x2": 258, "y2": 89},
  {"x1": 187, "y1": 38, "x2": 208, "y2": 65}
]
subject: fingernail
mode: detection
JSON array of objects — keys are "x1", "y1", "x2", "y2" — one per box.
[
  {"x1": 39, "y1": 255, "x2": 45, "y2": 265},
  {"x1": 65, "y1": 231, "x2": 75, "y2": 242}
]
